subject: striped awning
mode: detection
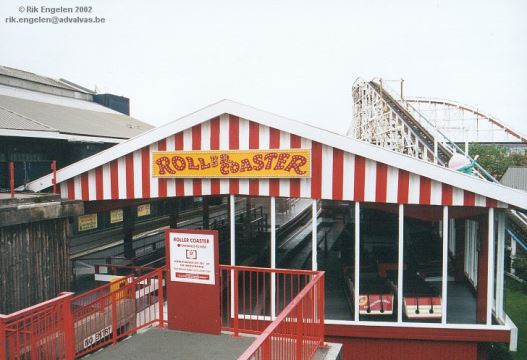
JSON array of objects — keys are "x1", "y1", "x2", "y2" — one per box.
[{"x1": 57, "y1": 114, "x2": 502, "y2": 208}]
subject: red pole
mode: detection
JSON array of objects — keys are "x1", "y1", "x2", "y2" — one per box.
[
  {"x1": 158, "y1": 269, "x2": 164, "y2": 328},
  {"x1": 262, "y1": 339, "x2": 271, "y2": 360},
  {"x1": 51, "y1": 160, "x2": 57, "y2": 194},
  {"x1": 61, "y1": 292, "x2": 76, "y2": 359},
  {"x1": 9, "y1": 161, "x2": 14, "y2": 198},
  {"x1": 111, "y1": 292, "x2": 118, "y2": 344},
  {"x1": 296, "y1": 303, "x2": 303, "y2": 359},
  {"x1": 233, "y1": 268, "x2": 239, "y2": 337},
  {"x1": 317, "y1": 276, "x2": 325, "y2": 347},
  {"x1": 0, "y1": 315, "x2": 6, "y2": 360}
]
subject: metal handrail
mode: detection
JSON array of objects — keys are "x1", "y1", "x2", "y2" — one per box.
[{"x1": 237, "y1": 270, "x2": 325, "y2": 360}]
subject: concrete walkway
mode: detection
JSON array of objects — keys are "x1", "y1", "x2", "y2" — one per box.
[
  {"x1": 85, "y1": 327, "x2": 341, "y2": 359},
  {"x1": 86, "y1": 328, "x2": 254, "y2": 360}
]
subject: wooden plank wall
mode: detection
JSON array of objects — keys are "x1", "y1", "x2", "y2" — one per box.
[{"x1": 0, "y1": 218, "x2": 70, "y2": 314}]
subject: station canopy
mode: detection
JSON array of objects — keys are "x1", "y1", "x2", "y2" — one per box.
[{"x1": 25, "y1": 100, "x2": 527, "y2": 210}]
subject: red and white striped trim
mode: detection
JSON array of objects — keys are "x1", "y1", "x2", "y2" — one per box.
[{"x1": 59, "y1": 114, "x2": 503, "y2": 208}]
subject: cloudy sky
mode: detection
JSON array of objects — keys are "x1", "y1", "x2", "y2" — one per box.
[{"x1": 1, "y1": 0, "x2": 526, "y2": 135}]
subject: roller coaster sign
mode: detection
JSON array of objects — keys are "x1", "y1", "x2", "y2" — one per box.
[{"x1": 152, "y1": 149, "x2": 311, "y2": 178}]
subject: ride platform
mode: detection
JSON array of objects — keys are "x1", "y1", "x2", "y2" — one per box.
[{"x1": 86, "y1": 328, "x2": 342, "y2": 360}]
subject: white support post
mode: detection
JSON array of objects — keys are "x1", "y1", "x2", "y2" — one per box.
[
  {"x1": 230, "y1": 194, "x2": 236, "y2": 265},
  {"x1": 230, "y1": 194, "x2": 236, "y2": 315},
  {"x1": 270, "y1": 196, "x2": 276, "y2": 319},
  {"x1": 397, "y1": 204, "x2": 404, "y2": 323},
  {"x1": 487, "y1": 208, "x2": 495, "y2": 325},
  {"x1": 496, "y1": 211, "x2": 505, "y2": 322},
  {"x1": 354, "y1": 202, "x2": 360, "y2": 322},
  {"x1": 312, "y1": 199, "x2": 318, "y2": 271},
  {"x1": 441, "y1": 206, "x2": 449, "y2": 325}
]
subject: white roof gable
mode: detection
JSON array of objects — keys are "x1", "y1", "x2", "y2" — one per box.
[{"x1": 24, "y1": 99, "x2": 527, "y2": 209}]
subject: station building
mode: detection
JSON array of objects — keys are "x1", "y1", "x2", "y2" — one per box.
[
  {"x1": 0, "y1": 65, "x2": 152, "y2": 190},
  {"x1": 22, "y1": 100, "x2": 526, "y2": 359}
]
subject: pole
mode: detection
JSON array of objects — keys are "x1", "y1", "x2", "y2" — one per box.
[
  {"x1": 111, "y1": 292, "x2": 118, "y2": 344},
  {"x1": 318, "y1": 276, "x2": 325, "y2": 346},
  {"x1": 9, "y1": 161, "x2": 14, "y2": 198},
  {"x1": 487, "y1": 208, "x2": 495, "y2": 325},
  {"x1": 233, "y1": 267, "x2": 239, "y2": 337},
  {"x1": 354, "y1": 202, "x2": 360, "y2": 322},
  {"x1": 296, "y1": 304, "x2": 303, "y2": 360},
  {"x1": 0, "y1": 315, "x2": 6, "y2": 360},
  {"x1": 51, "y1": 160, "x2": 57, "y2": 194},
  {"x1": 61, "y1": 292, "x2": 75, "y2": 360},
  {"x1": 312, "y1": 199, "x2": 318, "y2": 271},
  {"x1": 270, "y1": 196, "x2": 276, "y2": 319},
  {"x1": 400, "y1": 78, "x2": 404, "y2": 100},
  {"x1": 441, "y1": 206, "x2": 449, "y2": 325},
  {"x1": 496, "y1": 211, "x2": 505, "y2": 321},
  {"x1": 158, "y1": 269, "x2": 164, "y2": 328},
  {"x1": 397, "y1": 204, "x2": 404, "y2": 323}
]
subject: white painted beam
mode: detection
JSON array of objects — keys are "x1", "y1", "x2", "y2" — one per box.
[
  {"x1": 441, "y1": 206, "x2": 449, "y2": 325},
  {"x1": 397, "y1": 204, "x2": 404, "y2": 323},
  {"x1": 354, "y1": 202, "x2": 360, "y2": 322},
  {"x1": 271, "y1": 196, "x2": 276, "y2": 318},
  {"x1": 487, "y1": 208, "x2": 495, "y2": 325},
  {"x1": 312, "y1": 199, "x2": 318, "y2": 271},
  {"x1": 496, "y1": 211, "x2": 505, "y2": 322}
]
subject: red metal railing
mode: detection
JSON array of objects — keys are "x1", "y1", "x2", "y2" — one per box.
[
  {"x1": 219, "y1": 265, "x2": 325, "y2": 360},
  {"x1": 1, "y1": 292, "x2": 75, "y2": 360},
  {"x1": 237, "y1": 271, "x2": 325, "y2": 360},
  {"x1": 71, "y1": 267, "x2": 166, "y2": 357},
  {"x1": 0, "y1": 268, "x2": 166, "y2": 359},
  {"x1": 1, "y1": 265, "x2": 323, "y2": 359}
]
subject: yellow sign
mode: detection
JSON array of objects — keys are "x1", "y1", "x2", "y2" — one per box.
[
  {"x1": 137, "y1": 203, "x2": 151, "y2": 217},
  {"x1": 152, "y1": 149, "x2": 311, "y2": 178},
  {"x1": 78, "y1": 214, "x2": 98, "y2": 232},
  {"x1": 110, "y1": 209, "x2": 123, "y2": 224}
]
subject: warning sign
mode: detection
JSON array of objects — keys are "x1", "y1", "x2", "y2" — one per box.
[
  {"x1": 110, "y1": 209, "x2": 123, "y2": 224},
  {"x1": 169, "y1": 232, "x2": 215, "y2": 285},
  {"x1": 78, "y1": 214, "x2": 98, "y2": 232}
]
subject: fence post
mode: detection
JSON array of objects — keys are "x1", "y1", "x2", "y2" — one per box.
[
  {"x1": 158, "y1": 269, "x2": 164, "y2": 328},
  {"x1": 296, "y1": 303, "x2": 303, "y2": 360},
  {"x1": 262, "y1": 339, "x2": 271, "y2": 360},
  {"x1": 111, "y1": 292, "x2": 118, "y2": 344},
  {"x1": 0, "y1": 315, "x2": 6, "y2": 360},
  {"x1": 61, "y1": 292, "x2": 76, "y2": 360},
  {"x1": 9, "y1": 161, "x2": 14, "y2": 198},
  {"x1": 233, "y1": 268, "x2": 239, "y2": 337},
  {"x1": 317, "y1": 275, "x2": 325, "y2": 347},
  {"x1": 51, "y1": 160, "x2": 57, "y2": 194}
]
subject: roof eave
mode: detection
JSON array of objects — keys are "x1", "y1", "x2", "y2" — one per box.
[{"x1": 23, "y1": 100, "x2": 527, "y2": 210}]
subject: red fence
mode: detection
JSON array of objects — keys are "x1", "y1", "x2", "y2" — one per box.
[
  {"x1": 0, "y1": 268, "x2": 166, "y2": 359},
  {"x1": 71, "y1": 268, "x2": 165, "y2": 357},
  {"x1": 1, "y1": 265, "x2": 324, "y2": 360},
  {"x1": 1, "y1": 292, "x2": 75, "y2": 360},
  {"x1": 220, "y1": 265, "x2": 325, "y2": 359}
]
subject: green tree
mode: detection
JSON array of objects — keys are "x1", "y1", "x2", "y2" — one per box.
[{"x1": 468, "y1": 144, "x2": 513, "y2": 179}]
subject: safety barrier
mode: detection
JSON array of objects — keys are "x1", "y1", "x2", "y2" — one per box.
[
  {"x1": 1, "y1": 292, "x2": 74, "y2": 359},
  {"x1": 219, "y1": 265, "x2": 325, "y2": 359},
  {"x1": 71, "y1": 268, "x2": 166, "y2": 357},
  {"x1": 1, "y1": 265, "x2": 323, "y2": 359},
  {"x1": 0, "y1": 268, "x2": 166, "y2": 359},
  {"x1": 236, "y1": 269, "x2": 325, "y2": 360}
]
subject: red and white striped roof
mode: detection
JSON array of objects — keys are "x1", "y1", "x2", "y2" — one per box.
[{"x1": 25, "y1": 100, "x2": 527, "y2": 209}]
